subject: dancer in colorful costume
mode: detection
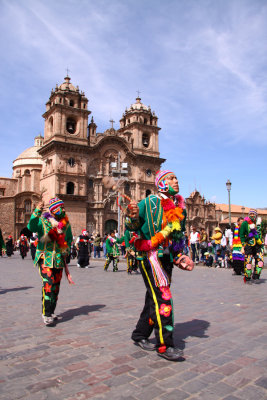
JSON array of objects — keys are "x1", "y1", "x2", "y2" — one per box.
[
  {"x1": 126, "y1": 170, "x2": 194, "y2": 361},
  {"x1": 27, "y1": 197, "x2": 74, "y2": 326},
  {"x1": 240, "y1": 209, "x2": 264, "y2": 282},
  {"x1": 124, "y1": 229, "x2": 139, "y2": 274},
  {"x1": 232, "y1": 217, "x2": 244, "y2": 275},
  {"x1": 104, "y1": 230, "x2": 124, "y2": 272}
]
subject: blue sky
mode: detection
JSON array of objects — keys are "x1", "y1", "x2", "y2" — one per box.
[{"x1": 0, "y1": 0, "x2": 266, "y2": 208}]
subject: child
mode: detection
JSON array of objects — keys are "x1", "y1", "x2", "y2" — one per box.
[{"x1": 204, "y1": 251, "x2": 213, "y2": 267}]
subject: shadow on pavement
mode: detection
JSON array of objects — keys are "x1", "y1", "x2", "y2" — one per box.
[
  {"x1": 173, "y1": 319, "x2": 210, "y2": 350},
  {"x1": 0, "y1": 286, "x2": 34, "y2": 295},
  {"x1": 57, "y1": 304, "x2": 106, "y2": 323}
]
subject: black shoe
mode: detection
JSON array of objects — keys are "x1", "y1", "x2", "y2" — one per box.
[
  {"x1": 252, "y1": 273, "x2": 260, "y2": 280},
  {"x1": 134, "y1": 339, "x2": 156, "y2": 351},
  {"x1": 157, "y1": 347, "x2": 185, "y2": 361}
]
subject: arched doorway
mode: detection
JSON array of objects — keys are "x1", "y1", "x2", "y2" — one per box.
[{"x1": 104, "y1": 219, "x2": 117, "y2": 234}]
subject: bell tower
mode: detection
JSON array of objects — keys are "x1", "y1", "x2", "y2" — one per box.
[
  {"x1": 42, "y1": 75, "x2": 91, "y2": 145},
  {"x1": 39, "y1": 76, "x2": 90, "y2": 233},
  {"x1": 118, "y1": 95, "x2": 160, "y2": 157}
]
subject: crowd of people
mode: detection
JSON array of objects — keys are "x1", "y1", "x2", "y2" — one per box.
[{"x1": 188, "y1": 213, "x2": 266, "y2": 283}]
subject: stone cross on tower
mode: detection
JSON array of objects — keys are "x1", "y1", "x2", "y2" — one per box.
[{"x1": 109, "y1": 119, "x2": 115, "y2": 129}]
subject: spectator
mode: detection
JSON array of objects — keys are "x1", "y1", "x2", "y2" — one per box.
[
  {"x1": 93, "y1": 233, "x2": 102, "y2": 258},
  {"x1": 199, "y1": 228, "x2": 208, "y2": 262},
  {"x1": 184, "y1": 232, "x2": 189, "y2": 255},
  {"x1": 204, "y1": 251, "x2": 213, "y2": 267},
  {"x1": 225, "y1": 224, "x2": 233, "y2": 248},
  {"x1": 211, "y1": 227, "x2": 222, "y2": 263},
  {"x1": 190, "y1": 226, "x2": 199, "y2": 264},
  {"x1": 221, "y1": 232, "x2": 227, "y2": 261}
]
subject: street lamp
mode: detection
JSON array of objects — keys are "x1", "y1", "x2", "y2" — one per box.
[
  {"x1": 241, "y1": 206, "x2": 245, "y2": 218},
  {"x1": 110, "y1": 152, "x2": 128, "y2": 236},
  {"x1": 226, "y1": 179, "x2": 232, "y2": 228}
]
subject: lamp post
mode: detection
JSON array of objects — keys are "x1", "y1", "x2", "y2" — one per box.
[
  {"x1": 226, "y1": 179, "x2": 232, "y2": 228},
  {"x1": 110, "y1": 152, "x2": 128, "y2": 236},
  {"x1": 241, "y1": 206, "x2": 245, "y2": 218}
]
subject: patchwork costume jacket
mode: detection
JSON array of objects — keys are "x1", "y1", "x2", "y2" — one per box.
[{"x1": 27, "y1": 207, "x2": 72, "y2": 269}]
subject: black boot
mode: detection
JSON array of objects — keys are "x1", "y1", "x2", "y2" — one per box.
[
  {"x1": 157, "y1": 347, "x2": 185, "y2": 361},
  {"x1": 134, "y1": 339, "x2": 156, "y2": 351}
]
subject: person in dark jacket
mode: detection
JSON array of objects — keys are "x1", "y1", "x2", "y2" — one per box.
[
  {"x1": 5, "y1": 235, "x2": 14, "y2": 257},
  {"x1": 76, "y1": 230, "x2": 90, "y2": 268}
]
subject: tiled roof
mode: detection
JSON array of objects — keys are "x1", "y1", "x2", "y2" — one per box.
[{"x1": 216, "y1": 203, "x2": 267, "y2": 215}]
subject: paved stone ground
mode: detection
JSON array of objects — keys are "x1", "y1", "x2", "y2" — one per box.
[{"x1": 1, "y1": 252, "x2": 267, "y2": 400}]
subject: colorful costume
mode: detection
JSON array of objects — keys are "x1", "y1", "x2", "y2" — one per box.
[
  {"x1": 124, "y1": 229, "x2": 139, "y2": 273},
  {"x1": 126, "y1": 170, "x2": 191, "y2": 359},
  {"x1": 232, "y1": 224, "x2": 244, "y2": 275},
  {"x1": 104, "y1": 234, "x2": 123, "y2": 271},
  {"x1": 27, "y1": 198, "x2": 72, "y2": 322},
  {"x1": 240, "y1": 210, "x2": 264, "y2": 282}
]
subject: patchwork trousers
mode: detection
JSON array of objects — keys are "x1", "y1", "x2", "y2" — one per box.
[
  {"x1": 131, "y1": 257, "x2": 174, "y2": 352},
  {"x1": 39, "y1": 263, "x2": 63, "y2": 317}
]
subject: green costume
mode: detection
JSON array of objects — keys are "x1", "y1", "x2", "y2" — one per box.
[
  {"x1": 239, "y1": 216, "x2": 264, "y2": 281},
  {"x1": 27, "y1": 206, "x2": 73, "y2": 319},
  {"x1": 104, "y1": 235, "x2": 124, "y2": 271},
  {"x1": 27, "y1": 207, "x2": 72, "y2": 268}
]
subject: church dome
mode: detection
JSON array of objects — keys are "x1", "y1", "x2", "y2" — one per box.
[
  {"x1": 57, "y1": 76, "x2": 78, "y2": 92},
  {"x1": 13, "y1": 135, "x2": 44, "y2": 167},
  {"x1": 126, "y1": 96, "x2": 150, "y2": 113}
]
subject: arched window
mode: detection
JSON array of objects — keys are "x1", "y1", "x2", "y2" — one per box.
[
  {"x1": 105, "y1": 219, "x2": 117, "y2": 233},
  {"x1": 24, "y1": 169, "x2": 31, "y2": 176},
  {"x1": 66, "y1": 118, "x2": 76, "y2": 134},
  {"x1": 142, "y1": 133, "x2": 149, "y2": 148},
  {"x1": 195, "y1": 208, "x2": 199, "y2": 216},
  {"x1": 25, "y1": 200, "x2": 32, "y2": 213},
  {"x1": 48, "y1": 116, "x2": 53, "y2": 133},
  {"x1": 146, "y1": 189, "x2": 151, "y2": 197},
  {"x1": 69, "y1": 99, "x2": 74, "y2": 107},
  {"x1": 88, "y1": 179, "x2": 94, "y2": 189},
  {"x1": 144, "y1": 118, "x2": 147, "y2": 124},
  {"x1": 67, "y1": 182, "x2": 74, "y2": 194}
]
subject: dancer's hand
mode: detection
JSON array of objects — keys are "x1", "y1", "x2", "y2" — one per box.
[
  {"x1": 67, "y1": 273, "x2": 75, "y2": 285},
  {"x1": 65, "y1": 263, "x2": 75, "y2": 284},
  {"x1": 127, "y1": 201, "x2": 139, "y2": 219},
  {"x1": 37, "y1": 201, "x2": 44, "y2": 210}
]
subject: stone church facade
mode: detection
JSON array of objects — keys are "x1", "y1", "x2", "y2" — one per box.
[{"x1": 0, "y1": 76, "x2": 164, "y2": 238}]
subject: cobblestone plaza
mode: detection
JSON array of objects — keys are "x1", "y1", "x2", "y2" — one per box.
[{"x1": 1, "y1": 254, "x2": 267, "y2": 399}]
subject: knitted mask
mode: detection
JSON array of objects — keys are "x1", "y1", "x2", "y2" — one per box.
[
  {"x1": 155, "y1": 170, "x2": 178, "y2": 194},
  {"x1": 168, "y1": 184, "x2": 178, "y2": 195}
]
